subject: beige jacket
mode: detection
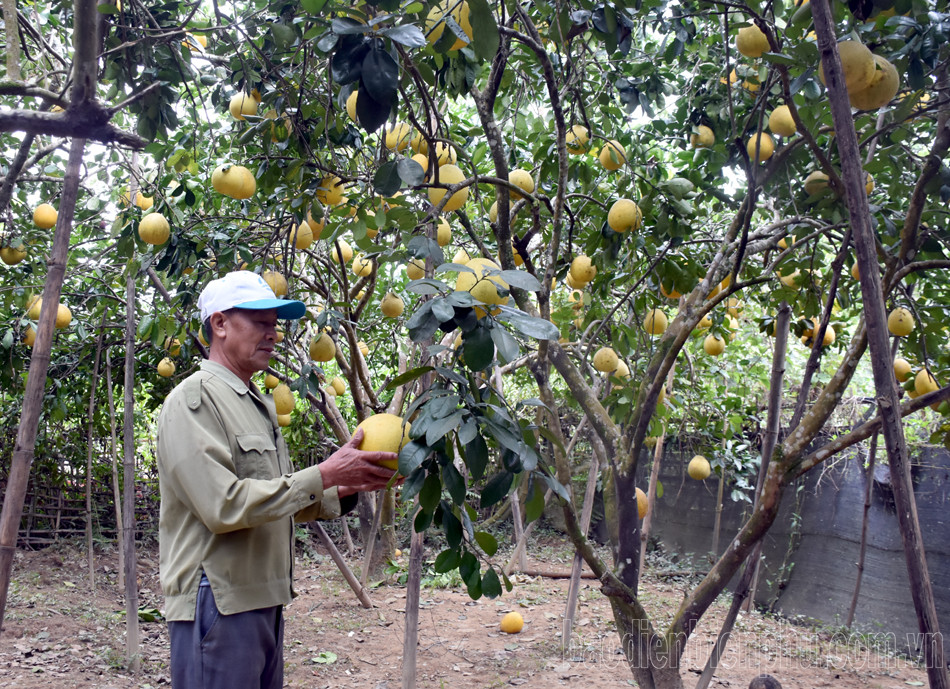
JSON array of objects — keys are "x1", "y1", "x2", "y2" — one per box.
[{"x1": 157, "y1": 360, "x2": 341, "y2": 621}]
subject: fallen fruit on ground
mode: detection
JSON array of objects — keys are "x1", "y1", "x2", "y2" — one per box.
[
  {"x1": 500, "y1": 611, "x2": 524, "y2": 634},
  {"x1": 355, "y1": 414, "x2": 411, "y2": 469}
]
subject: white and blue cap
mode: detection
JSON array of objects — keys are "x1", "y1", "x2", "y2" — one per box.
[{"x1": 198, "y1": 270, "x2": 306, "y2": 322}]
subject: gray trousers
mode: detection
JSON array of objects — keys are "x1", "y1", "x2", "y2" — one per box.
[{"x1": 168, "y1": 577, "x2": 284, "y2": 689}]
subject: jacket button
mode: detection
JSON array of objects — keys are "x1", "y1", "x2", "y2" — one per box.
[{"x1": 309, "y1": 494, "x2": 316, "y2": 501}]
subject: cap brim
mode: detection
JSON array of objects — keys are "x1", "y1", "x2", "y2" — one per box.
[{"x1": 234, "y1": 298, "x2": 306, "y2": 320}]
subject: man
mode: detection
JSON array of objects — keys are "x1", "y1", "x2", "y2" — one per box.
[{"x1": 156, "y1": 270, "x2": 397, "y2": 689}]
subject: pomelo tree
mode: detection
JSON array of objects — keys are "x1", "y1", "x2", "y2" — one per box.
[{"x1": 2, "y1": 1, "x2": 950, "y2": 687}]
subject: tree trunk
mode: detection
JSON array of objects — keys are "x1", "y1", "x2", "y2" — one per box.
[
  {"x1": 812, "y1": 2, "x2": 948, "y2": 685},
  {"x1": 84, "y1": 315, "x2": 108, "y2": 592},
  {"x1": 846, "y1": 431, "x2": 877, "y2": 628},
  {"x1": 122, "y1": 268, "x2": 139, "y2": 671},
  {"x1": 0, "y1": 135, "x2": 85, "y2": 633},
  {"x1": 401, "y1": 527, "x2": 424, "y2": 689},
  {"x1": 105, "y1": 349, "x2": 125, "y2": 589},
  {"x1": 1, "y1": 0, "x2": 20, "y2": 81}
]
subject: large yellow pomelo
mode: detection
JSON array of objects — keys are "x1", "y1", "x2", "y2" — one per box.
[
  {"x1": 635, "y1": 487, "x2": 648, "y2": 519},
  {"x1": 598, "y1": 140, "x2": 626, "y2": 171},
  {"x1": 849, "y1": 55, "x2": 900, "y2": 110},
  {"x1": 309, "y1": 332, "x2": 336, "y2": 362},
  {"x1": 566, "y1": 125, "x2": 590, "y2": 154},
  {"x1": 272, "y1": 383, "x2": 295, "y2": 415},
  {"x1": 381, "y1": 292, "x2": 405, "y2": 318},
  {"x1": 455, "y1": 257, "x2": 509, "y2": 314},
  {"x1": 55, "y1": 303, "x2": 72, "y2": 329},
  {"x1": 1, "y1": 245, "x2": 28, "y2": 265},
  {"x1": 289, "y1": 222, "x2": 313, "y2": 250},
  {"x1": 607, "y1": 199, "x2": 642, "y2": 233},
  {"x1": 330, "y1": 239, "x2": 353, "y2": 265},
  {"x1": 499, "y1": 611, "x2": 524, "y2": 634},
  {"x1": 736, "y1": 25, "x2": 769, "y2": 58},
  {"x1": 228, "y1": 92, "x2": 260, "y2": 121},
  {"x1": 384, "y1": 122, "x2": 412, "y2": 151},
  {"x1": 768, "y1": 105, "x2": 796, "y2": 137},
  {"x1": 316, "y1": 175, "x2": 346, "y2": 206},
  {"x1": 593, "y1": 347, "x2": 619, "y2": 373},
  {"x1": 428, "y1": 164, "x2": 468, "y2": 212},
  {"x1": 644, "y1": 308, "x2": 668, "y2": 336},
  {"x1": 690, "y1": 125, "x2": 715, "y2": 148},
  {"x1": 261, "y1": 270, "x2": 288, "y2": 297},
  {"x1": 508, "y1": 169, "x2": 535, "y2": 199},
  {"x1": 820, "y1": 40, "x2": 875, "y2": 95},
  {"x1": 356, "y1": 413, "x2": 412, "y2": 469},
  {"x1": 915, "y1": 369, "x2": 938, "y2": 397},
  {"x1": 425, "y1": 0, "x2": 472, "y2": 50},
  {"x1": 157, "y1": 357, "x2": 176, "y2": 378},
  {"x1": 211, "y1": 164, "x2": 256, "y2": 199},
  {"x1": 703, "y1": 334, "x2": 725, "y2": 356},
  {"x1": 569, "y1": 255, "x2": 596, "y2": 284},
  {"x1": 139, "y1": 213, "x2": 170, "y2": 245},
  {"x1": 893, "y1": 358, "x2": 912, "y2": 382},
  {"x1": 746, "y1": 132, "x2": 774, "y2": 163},
  {"x1": 33, "y1": 203, "x2": 58, "y2": 229},
  {"x1": 688, "y1": 455, "x2": 711, "y2": 480},
  {"x1": 886, "y1": 307, "x2": 914, "y2": 337}
]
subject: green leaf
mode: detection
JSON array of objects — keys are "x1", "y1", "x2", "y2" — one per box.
[
  {"x1": 442, "y1": 460, "x2": 466, "y2": 505},
  {"x1": 383, "y1": 24, "x2": 427, "y2": 48},
  {"x1": 474, "y1": 531, "x2": 498, "y2": 556},
  {"x1": 388, "y1": 366, "x2": 434, "y2": 388},
  {"x1": 397, "y1": 157, "x2": 426, "y2": 186},
  {"x1": 434, "y1": 548, "x2": 461, "y2": 572},
  {"x1": 459, "y1": 551, "x2": 480, "y2": 589},
  {"x1": 362, "y1": 44, "x2": 400, "y2": 105},
  {"x1": 427, "y1": 409, "x2": 463, "y2": 447},
  {"x1": 398, "y1": 441, "x2": 430, "y2": 476},
  {"x1": 419, "y1": 472, "x2": 442, "y2": 512},
  {"x1": 490, "y1": 326, "x2": 520, "y2": 363},
  {"x1": 481, "y1": 567, "x2": 502, "y2": 598},
  {"x1": 541, "y1": 473, "x2": 570, "y2": 502},
  {"x1": 373, "y1": 160, "x2": 402, "y2": 197},
  {"x1": 499, "y1": 270, "x2": 542, "y2": 291},
  {"x1": 495, "y1": 307, "x2": 559, "y2": 340},
  {"x1": 462, "y1": 324, "x2": 494, "y2": 371},
  {"x1": 462, "y1": 431, "x2": 488, "y2": 480},
  {"x1": 761, "y1": 51, "x2": 797, "y2": 66},
  {"x1": 481, "y1": 471, "x2": 513, "y2": 507},
  {"x1": 468, "y1": 0, "x2": 499, "y2": 60},
  {"x1": 301, "y1": 0, "x2": 328, "y2": 14},
  {"x1": 443, "y1": 505, "x2": 462, "y2": 547},
  {"x1": 524, "y1": 478, "x2": 546, "y2": 523}
]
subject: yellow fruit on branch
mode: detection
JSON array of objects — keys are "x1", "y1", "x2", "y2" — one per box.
[
  {"x1": 565, "y1": 124, "x2": 590, "y2": 154},
  {"x1": 886, "y1": 307, "x2": 914, "y2": 337},
  {"x1": 687, "y1": 455, "x2": 711, "y2": 480},
  {"x1": 27, "y1": 295, "x2": 42, "y2": 319},
  {"x1": 330, "y1": 377, "x2": 346, "y2": 396},
  {"x1": 164, "y1": 337, "x2": 182, "y2": 356},
  {"x1": 261, "y1": 270, "x2": 288, "y2": 297},
  {"x1": 803, "y1": 170, "x2": 830, "y2": 196},
  {"x1": 508, "y1": 168, "x2": 535, "y2": 199},
  {"x1": 345, "y1": 90, "x2": 359, "y2": 121},
  {"x1": 272, "y1": 383, "x2": 295, "y2": 415},
  {"x1": 593, "y1": 346, "x2": 619, "y2": 373},
  {"x1": 644, "y1": 308, "x2": 668, "y2": 336},
  {"x1": 310, "y1": 332, "x2": 336, "y2": 362},
  {"x1": 264, "y1": 373, "x2": 280, "y2": 389},
  {"x1": 22, "y1": 325, "x2": 36, "y2": 347},
  {"x1": 0, "y1": 244, "x2": 28, "y2": 265},
  {"x1": 277, "y1": 413, "x2": 291, "y2": 427},
  {"x1": 436, "y1": 218, "x2": 451, "y2": 246},
  {"x1": 157, "y1": 357, "x2": 176, "y2": 378},
  {"x1": 228, "y1": 91, "x2": 260, "y2": 121},
  {"x1": 636, "y1": 487, "x2": 648, "y2": 519},
  {"x1": 607, "y1": 198, "x2": 642, "y2": 233},
  {"x1": 433, "y1": 142, "x2": 457, "y2": 167},
  {"x1": 33, "y1": 203, "x2": 58, "y2": 229},
  {"x1": 569, "y1": 255, "x2": 596, "y2": 285},
  {"x1": 499, "y1": 611, "x2": 524, "y2": 634},
  {"x1": 736, "y1": 24, "x2": 770, "y2": 58},
  {"x1": 768, "y1": 105, "x2": 796, "y2": 137},
  {"x1": 351, "y1": 253, "x2": 374, "y2": 278},
  {"x1": 316, "y1": 175, "x2": 346, "y2": 206},
  {"x1": 746, "y1": 132, "x2": 774, "y2": 163},
  {"x1": 211, "y1": 164, "x2": 256, "y2": 199},
  {"x1": 849, "y1": 54, "x2": 900, "y2": 110},
  {"x1": 456, "y1": 257, "x2": 509, "y2": 316},
  {"x1": 428, "y1": 164, "x2": 468, "y2": 212},
  {"x1": 425, "y1": 0, "x2": 472, "y2": 51},
  {"x1": 689, "y1": 124, "x2": 715, "y2": 148},
  {"x1": 289, "y1": 222, "x2": 314, "y2": 250},
  {"x1": 358, "y1": 340, "x2": 369, "y2": 357},
  {"x1": 819, "y1": 40, "x2": 876, "y2": 95},
  {"x1": 893, "y1": 358, "x2": 912, "y2": 382},
  {"x1": 381, "y1": 292, "x2": 405, "y2": 318},
  {"x1": 915, "y1": 369, "x2": 938, "y2": 397},
  {"x1": 330, "y1": 239, "x2": 353, "y2": 265},
  {"x1": 598, "y1": 139, "x2": 626, "y2": 171},
  {"x1": 384, "y1": 122, "x2": 412, "y2": 151},
  {"x1": 703, "y1": 333, "x2": 725, "y2": 356},
  {"x1": 55, "y1": 303, "x2": 71, "y2": 329},
  {"x1": 355, "y1": 413, "x2": 412, "y2": 470},
  {"x1": 406, "y1": 258, "x2": 425, "y2": 280},
  {"x1": 138, "y1": 213, "x2": 171, "y2": 245}
]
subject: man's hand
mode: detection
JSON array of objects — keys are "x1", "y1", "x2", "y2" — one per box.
[{"x1": 319, "y1": 428, "x2": 399, "y2": 496}]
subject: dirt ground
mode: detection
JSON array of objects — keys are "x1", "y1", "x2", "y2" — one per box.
[{"x1": 0, "y1": 537, "x2": 930, "y2": 689}]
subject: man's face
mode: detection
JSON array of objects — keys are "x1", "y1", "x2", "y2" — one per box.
[{"x1": 210, "y1": 308, "x2": 278, "y2": 382}]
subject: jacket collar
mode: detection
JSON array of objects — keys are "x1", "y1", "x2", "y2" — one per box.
[{"x1": 200, "y1": 359, "x2": 255, "y2": 395}]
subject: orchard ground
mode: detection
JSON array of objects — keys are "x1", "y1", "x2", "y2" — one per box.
[{"x1": 0, "y1": 537, "x2": 929, "y2": 689}]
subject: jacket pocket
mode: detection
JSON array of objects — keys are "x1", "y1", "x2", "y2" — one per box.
[{"x1": 234, "y1": 432, "x2": 277, "y2": 479}]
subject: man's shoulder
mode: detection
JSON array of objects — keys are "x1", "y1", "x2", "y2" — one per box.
[{"x1": 160, "y1": 370, "x2": 216, "y2": 417}]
